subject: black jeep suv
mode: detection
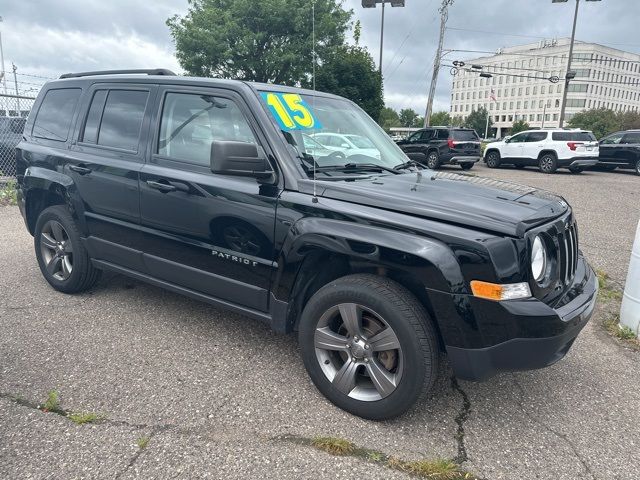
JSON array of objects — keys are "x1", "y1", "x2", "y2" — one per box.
[
  {"x1": 16, "y1": 70, "x2": 597, "y2": 420},
  {"x1": 396, "y1": 127, "x2": 481, "y2": 170}
]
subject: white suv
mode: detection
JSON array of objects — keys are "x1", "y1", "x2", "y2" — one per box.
[{"x1": 484, "y1": 129, "x2": 599, "y2": 174}]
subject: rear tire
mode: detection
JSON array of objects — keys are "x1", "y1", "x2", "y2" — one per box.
[
  {"x1": 539, "y1": 153, "x2": 558, "y2": 174},
  {"x1": 485, "y1": 151, "x2": 501, "y2": 168},
  {"x1": 426, "y1": 151, "x2": 441, "y2": 170},
  {"x1": 460, "y1": 163, "x2": 474, "y2": 170},
  {"x1": 34, "y1": 205, "x2": 101, "y2": 294},
  {"x1": 636, "y1": 159, "x2": 640, "y2": 176},
  {"x1": 569, "y1": 166, "x2": 584, "y2": 174},
  {"x1": 298, "y1": 274, "x2": 439, "y2": 420}
]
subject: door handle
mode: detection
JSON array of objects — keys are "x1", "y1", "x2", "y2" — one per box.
[
  {"x1": 69, "y1": 164, "x2": 92, "y2": 175},
  {"x1": 146, "y1": 180, "x2": 177, "y2": 193}
]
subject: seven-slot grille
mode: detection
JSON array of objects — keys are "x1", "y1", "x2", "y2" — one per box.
[{"x1": 557, "y1": 222, "x2": 578, "y2": 284}]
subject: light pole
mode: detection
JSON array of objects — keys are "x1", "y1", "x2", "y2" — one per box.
[
  {"x1": 361, "y1": 0, "x2": 406, "y2": 75},
  {"x1": 0, "y1": 16, "x2": 8, "y2": 116},
  {"x1": 553, "y1": 0, "x2": 601, "y2": 127}
]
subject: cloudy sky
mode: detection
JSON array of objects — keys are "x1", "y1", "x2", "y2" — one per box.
[{"x1": 1, "y1": 0, "x2": 638, "y2": 114}]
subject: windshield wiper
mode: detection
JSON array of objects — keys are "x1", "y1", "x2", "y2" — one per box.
[
  {"x1": 317, "y1": 163, "x2": 399, "y2": 175},
  {"x1": 394, "y1": 160, "x2": 424, "y2": 171}
]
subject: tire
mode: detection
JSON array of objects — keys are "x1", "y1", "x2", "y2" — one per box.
[
  {"x1": 569, "y1": 166, "x2": 584, "y2": 174},
  {"x1": 460, "y1": 163, "x2": 474, "y2": 170},
  {"x1": 636, "y1": 159, "x2": 640, "y2": 176},
  {"x1": 485, "y1": 150, "x2": 501, "y2": 168},
  {"x1": 298, "y1": 274, "x2": 439, "y2": 421},
  {"x1": 34, "y1": 205, "x2": 101, "y2": 294},
  {"x1": 426, "y1": 151, "x2": 441, "y2": 170},
  {"x1": 539, "y1": 153, "x2": 558, "y2": 174}
]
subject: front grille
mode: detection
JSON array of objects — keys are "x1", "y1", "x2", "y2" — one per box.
[{"x1": 557, "y1": 222, "x2": 578, "y2": 285}]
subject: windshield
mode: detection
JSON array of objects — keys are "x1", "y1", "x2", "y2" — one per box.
[{"x1": 259, "y1": 91, "x2": 408, "y2": 174}]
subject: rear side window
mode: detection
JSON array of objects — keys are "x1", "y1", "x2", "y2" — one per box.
[
  {"x1": 622, "y1": 132, "x2": 640, "y2": 144},
  {"x1": 33, "y1": 88, "x2": 81, "y2": 141},
  {"x1": 97, "y1": 90, "x2": 149, "y2": 151},
  {"x1": 436, "y1": 129, "x2": 449, "y2": 140},
  {"x1": 552, "y1": 131, "x2": 596, "y2": 141},
  {"x1": 451, "y1": 130, "x2": 478, "y2": 141}
]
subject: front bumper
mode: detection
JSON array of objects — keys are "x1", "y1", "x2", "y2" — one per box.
[{"x1": 446, "y1": 256, "x2": 598, "y2": 381}]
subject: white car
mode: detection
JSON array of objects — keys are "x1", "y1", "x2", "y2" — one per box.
[
  {"x1": 483, "y1": 129, "x2": 599, "y2": 174},
  {"x1": 311, "y1": 133, "x2": 381, "y2": 160}
]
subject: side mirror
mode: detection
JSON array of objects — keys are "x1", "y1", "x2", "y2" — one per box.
[
  {"x1": 504, "y1": 136, "x2": 511, "y2": 143},
  {"x1": 210, "y1": 140, "x2": 274, "y2": 179},
  {"x1": 340, "y1": 143, "x2": 351, "y2": 149}
]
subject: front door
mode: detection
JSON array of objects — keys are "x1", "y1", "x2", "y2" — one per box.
[
  {"x1": 138, "y1": 87, "x2": 280, "y2": 312},
  {"x1": 502, "y1": 132, "x2": 528, "y2": 159}
]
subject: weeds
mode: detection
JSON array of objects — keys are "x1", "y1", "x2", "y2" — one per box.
[
  {"x1": 311, "y1": 437, "x2": 355, "y2": 456},
  {"x1": 0, "y1": 181, "x2": 17, "y2": 206},
  {"x1": 67, "y1": 412, "x2": 104, "y2": 425},
  {"x1": 137, "y1": 436, "x2": 151, "y2": 449},
  {"x1": 597, "y1": 269, "x2": 623, "y2": 301},
  {"x1": 41, "y1": 390, "x2": 63, "y2": 414},
  {"x1": 603, "y1": 314, "x2": 639, "y2": 349}
]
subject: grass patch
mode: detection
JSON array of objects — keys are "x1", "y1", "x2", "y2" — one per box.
[
  {"x1": 300, "y1": 435, "x2": 477, "y2": 479},
  {"x1": 312, "y1": 437, "x2": 356, "y2": 456},
  {"x1": 603, "y1": 314, "x2": 639, "y2": 349},
  {"x1": 41, "y1": 390, "x2": 63, "y2": 414},
  {"x1": 0, "y1": 181, "x2": 17, "y2": 206},
  {"x1": 597, "y1": 269, "x2": 623, "y2": 301},
  {"x1": 67, "y1": 411, "x2": 104, "y2": 425},
  {"x1": 137, "y1": 436, "x2": 151, "y2": 449}
]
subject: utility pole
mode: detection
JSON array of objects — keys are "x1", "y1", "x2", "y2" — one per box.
[
  {"x1": 424, "y1": 0, "x2": 454, "y2": 127},
  {"x1": 379, "y1": 1, "x2": 385, "y2": 73},
  {"x1": 558, "y1": 0, "x2": 580, "y2": 127},
  {"x1": 0, "y1": 16, "x2": 8, "y2": 116},
  {"x1": 12, "y1": 63, "x2": 19, "y2": 116}
]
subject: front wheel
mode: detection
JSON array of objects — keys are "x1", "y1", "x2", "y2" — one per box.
[
  {"x1": 298, "y1": 274, "x2": 439, "y2": 420},
  {"x1": 569, "y1": 166, "x2": 584, "y2": 174},
  {"x1": 34, "y1": 205, "x2": 101, "y2": 293},
  {"x1": 636, "y1": 159, "x2": 640, "y2": 175},
  {"x1": 485, "y1": 151, "x2": 501, "y2": 168},
  {"x1": 539, "y1": 153, "x2": 558, "y2": 174},
  {"x1": 426, "y1": 151, "x2": 441, "y2": 169}
]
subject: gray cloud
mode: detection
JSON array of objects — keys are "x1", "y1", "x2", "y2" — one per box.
[{"x1": 1, "y1": 0, "x2": 638, "y2": 111}]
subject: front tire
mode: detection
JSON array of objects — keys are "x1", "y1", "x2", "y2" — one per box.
[
  {"x1": 426, "y1": 151, "x2": 441, "y2": 170},
  {"x1": 298, "y1": 274, "x2": 439, "y2": 420},
  {"x1": 569, "y1": 166, "x2": 584, "y2": 174},
  {"x1": 34, "y1": 205, "x2": 101, "y2": 293},
  {"x1": 485, "y1": 150, "x2": 501, "y2": 168},
  {"x1": 539, "y1": 153, "x2": 558, "y2": 174}
]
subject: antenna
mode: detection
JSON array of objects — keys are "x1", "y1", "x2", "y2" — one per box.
[{"x1": 311, "y1": 0, "x2": 318, "y2": 203}]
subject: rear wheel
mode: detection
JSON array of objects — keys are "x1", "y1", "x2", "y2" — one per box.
[
  {"x1": 636, "y1": 159, "x2": 640, "y2": 175},
  {"x1": 426, "y1": 151, "x2": 441, "y2": 169},
  {"x1": 298, "y1": 274, "x2": 439, "y2": 420},
  {"x1": 539, "y1": 153, "x2": 558, "y2": 174},
  {"x1": 569, "y1": 166, "x2": 584, "y2": 174},
  {"x1": 485, "y1": 151, "x2": 501, "y2": 168},
  {"x1": 460, "y1": 163, "x2": 474, "y2": 170},
  {"x1": 34, "y1": 205, "x2": 101, "y2": 293}
]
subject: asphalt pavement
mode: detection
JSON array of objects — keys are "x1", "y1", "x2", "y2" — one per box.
[{"x1": 1, "y1": 164, "x2": 639, "y2": 479}]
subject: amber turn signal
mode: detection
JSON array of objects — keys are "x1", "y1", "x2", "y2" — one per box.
[{"x1": 470, "y1": 280, "x2": 532, "y2": 301}]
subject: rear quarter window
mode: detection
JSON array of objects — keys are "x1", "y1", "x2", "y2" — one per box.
[
  {"x1": 451, "y1": 130, "x2": 479, "y2": 141},
  {"x1": 32, "y1": 88, "x2": 82, "y2": 141},
  {"x1": 552, "y1": 131, "x2": 596, "y2": 141}
]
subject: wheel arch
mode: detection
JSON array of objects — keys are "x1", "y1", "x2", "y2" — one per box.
[
  {"x1": 538, "y1": 149, "x2": 558, "y2": 160},
  {"x1": 21, "y1": 167, "x2": 75, "y2": 236}
]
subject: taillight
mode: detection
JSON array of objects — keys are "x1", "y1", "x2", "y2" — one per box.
[
  {"x1": 448, "y1": 139, "x2": 456, "y2": 148},
  {"x1": 567, "y1": 142, "x2": 581, "y2": 151}
]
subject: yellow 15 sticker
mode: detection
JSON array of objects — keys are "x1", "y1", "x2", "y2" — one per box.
[{"x1": 261, "y1": 92, "x2": 322, "y2": 131}]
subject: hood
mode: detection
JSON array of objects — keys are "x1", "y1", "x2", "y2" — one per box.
[{"x1": 299, "y1": 171, "x2": 569, "y2": 237}]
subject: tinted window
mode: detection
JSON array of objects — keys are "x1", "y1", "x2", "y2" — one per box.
[
  {"x1": 451, "y1": 130, "x2": 478, "y2": 141},
  {"x1": 420, "y1": 129, "x2": 433, "y2": 141},
  {"x1": 82, "y1": 90, "x2": 108, "y2": 144},
  {"x1": 526, "y1": 132, "x2": 547, "y2": 142},
  {"x1": 509, "y1": 132, "x2": 528, "y2": 143},
  {"x1": 436, "y1": 129, "x2": 449, "y2": 140},
  {"x1": 622, "y1": 132, "x2": 640, "y2": 144},
  {"x1": 33, "y1": 88, "x2": 81, "y2": 141},
  {"x1": 600, "y1": 132, "x2": 624, "y2": 145},
  {"x1": 158, "y1": 93, "x2": 256, "y2": 166},
  {"x1": 98, "y1": 90, "x2": 149, "y2": 151},
  {"x1": 552, "y1": 131, "x2": 596, "y2": 141},
  {"x1": 407, "y1": 131, "x2": 422, "y2": 142}
]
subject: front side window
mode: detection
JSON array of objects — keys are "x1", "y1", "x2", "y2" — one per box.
[
  {"x1": 33, "y1": 88, "x2": 81, "y2": 141},
  {"x1": 159, "y1": 93, "x2": 256, "y2": 166},
  {"x1": 509, "y1": 133, "x2": 528, "y2": 143}
]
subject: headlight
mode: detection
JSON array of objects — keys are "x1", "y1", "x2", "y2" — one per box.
[{"x1": 531, "y1": 236, "x2": 547, "y2": 282}]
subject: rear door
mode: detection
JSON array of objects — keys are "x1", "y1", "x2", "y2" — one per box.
[
  {"x1": 619, "y1": 132, "x2": 640, "y2": 167},
  {"x1": 138, "y1": 86, "x2": 279, "y2": 312},
  {"x1": 68, "y1": 84, "x2": 157, "y2": 258},
  {"x1": 598, "y1": 132, "x2": 624, "y2": 165}
]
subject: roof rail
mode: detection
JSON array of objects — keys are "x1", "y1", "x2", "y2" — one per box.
[{"x1": 59, "y1": 69, "x2": 176, "y2": 79}]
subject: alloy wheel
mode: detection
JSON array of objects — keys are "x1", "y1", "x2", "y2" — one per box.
[
  {"x1": 427, "y1": 153, "x2": 439, "y2": 169},
  {"x1": 39, "y1": 220, "x2": 73, "y2": 281},
  {"x1": 314, "y1": 303, "x2": 403, "y2": 402},
  {"x1": 486, "y1": 152, "x2": 500, "y2": 168},
  {"x1": 636, "y1": 159, "x2": 640, "y2": 175},
  {"x1": 540, "y1": 155, "x2": 555, "y2": 173}
]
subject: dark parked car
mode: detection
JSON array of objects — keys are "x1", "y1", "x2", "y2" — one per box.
[
  {"x1": 16, "y1": 70, "x2": 597, "y2": 420},
  {"x1": 598, "y1": 130, "x2": 640, "y2": 175},
  {"x1": 395, "y1": 127, "x2": 481, "y2": 170},
  {"x1": 0, "y1": 116, "x2": 27, "y2": 176}
]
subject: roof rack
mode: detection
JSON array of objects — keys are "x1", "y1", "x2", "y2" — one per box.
[{"x1": 59, "y1": 69, "x2": 176, "y2": 79}]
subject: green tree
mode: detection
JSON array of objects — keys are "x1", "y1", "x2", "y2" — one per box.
[
  {"x1": 399, "y1": 108, "x2": 419, "y2": 128},
  {"x1": 379, "y1": 107, "x2": 400, "y2": 130},
  {"x1": 430, "y1": 111, "x2": 451, "y2": 126},
  {"x1": 313, "y1": 45, "x2": 384, "y2": 120},
  {"x1": 567, "y1": 108, "x2": 619, "y2": 139},
  {"x1": 463, "y1": 108, "x2": 491, "y2": 137},
  {"x1": 617, "y1": 110, "x2": 640, "y2": 131},
  {"x1": 167, "y1": 0, "x2": 352, "y2": 85},
  {"x1": 510, "y1": 119, "x2": 530, "y2": 135}
]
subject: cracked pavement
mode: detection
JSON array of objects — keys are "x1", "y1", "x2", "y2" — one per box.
[{"x1": 1, "y1": 165, "x2": 639, "y2": 479}]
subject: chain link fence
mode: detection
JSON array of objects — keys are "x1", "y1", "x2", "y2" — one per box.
[{"x1": 1, "y1": 93, "x2": 35, "y2": 181}]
